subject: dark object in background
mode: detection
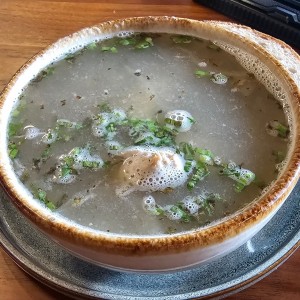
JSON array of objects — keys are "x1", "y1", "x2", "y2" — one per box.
[{"x1": 194, "y1": 0, "x2": 300, "y2": 48}]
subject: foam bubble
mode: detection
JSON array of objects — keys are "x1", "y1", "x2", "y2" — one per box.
[
  {"x1": 41, "y1": 129, "x2": 58, "y2": 144},
  {"x1": 142, "y1": 195, "x2": 158, "y2": 213},
  {"x1": 181, "y1": 196, "x2": 200, "y2": 215},
  {"x1": 164, "y1": 205, "x2": 182, "y2": 221},
  {"x1": 105, "y1": 140, "x2": 123, "y2": 155},
  {"x1": 24, "y1": 126, "x2": 42, "y2": 139},
  {"x1": 116, "y1": 146, "x2": 189, "y2": 195},
  {"x1": 213, "y1": 156, "x2": 222, "y2": 165},
  {"x1": 111, "y1": 108, "x2": 126, "y2": 122},
  {"x1": 211, "y1": 73, "x2": 228, "y2": 84},
  {"x1": 164, "y1": 110, "x2": 194, "y2": 132},
  {"x1": 56, "y1": 173, "x2": 76, "y2": 184}
]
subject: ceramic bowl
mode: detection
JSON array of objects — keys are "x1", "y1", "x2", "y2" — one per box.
[{"x1": 0, "y1": 17, "x2": 300, "y2": 272}]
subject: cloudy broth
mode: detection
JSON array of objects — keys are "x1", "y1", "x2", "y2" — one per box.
[{"x1": 8, "y1": 33, "x2": 289, "y2": 235}]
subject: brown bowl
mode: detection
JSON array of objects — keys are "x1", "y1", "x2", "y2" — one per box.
[{"x1": 0, "y1": 16, "x2": 300, "y2": 272}]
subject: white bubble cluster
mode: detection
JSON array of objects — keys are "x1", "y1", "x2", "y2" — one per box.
[
  {"x1": 164, "y1": 110, "x2": 194, "y2": 132},
  {"x1": 198, "y1": 61, "x2": 207, "y2": 68},
  {"x1": 180, "y1": 196, "x2": 200, "y2": 215},
  {"x1": 105, "y1": 140, "x2": 123, "y2": 155},
  {"x1": 213, "y1": 156, "x2": 222, "y2": 165},
  {"x1": 226, "y1": 161, "x2": 255, "y2": 185},
  {"x1": 76, "y1": 149, "x2": 103, "y2": 170},
  {"x1": 54, "y1": 165, "x2": 76, "y2": 184},
  {"x1": 24, "y1": 126, "x2": 42, "y2": 140},
  {"x1": 116, "y1": 146, "x2": 189, "y2": 196},
  {"x1": 41, "y1": 129, "x2": 58, "y2": 144},
  {"x1": 142, "y1": 195, "x2": 158, "y2": 214},
  {"x1": 92, "y1": 108, "x2": 127, "y2": 140},
  {"x1": 164, "y1": 205, "x2": 183, "y2": 221},
  {"x1": 63, "y1": 147, "x2": 103, "y2": 170},
  {"x1": 211, "y1": 73, "x2": 228, "y2": 85},
  {"x1": 56, "y1": 173, "x2": 76, "y2": 184}
]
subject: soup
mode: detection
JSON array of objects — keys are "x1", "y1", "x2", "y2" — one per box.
[{"x1": 7, "y1": 33, "x2": 289, "y2": 235}]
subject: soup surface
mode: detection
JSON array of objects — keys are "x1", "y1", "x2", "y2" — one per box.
[{"x1": 8, "y1": 33, "x2": 289, "y2": 235}]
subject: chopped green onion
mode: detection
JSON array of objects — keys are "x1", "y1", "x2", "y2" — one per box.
[
  {"x1": 8, "y1": 123, "x2": 22, "y2": 137},
  {"x1": 219, "y1": 162, "x2": 255, "y2": 192},
  {"x1": 171, "y1": 35, "x2": 192, "y2": 44},
  {"x1": 119, "y1": 38, "x2": 136, "y2": 46},
  {"x1": 187, "y1": 163, "x2": 209, "y2": 190},
  {"x1": 56, "y1": 119, "x2": 83, "y2": 129},
  {"x1": 135, "y1": 37, "x2": 153, "y2": 49},
  {"x1": 31, "y1": 187, "x2": 56, "y2": 210},
  {"x1": 101, "y1": 46, "x2": 118, "y2": 53},
  {"x1": 266, "y1": 120, "x2": 289, "y2": 138},
  {"x1": 86, "y1": 42, "x2": 97, "y2": 50},
  {"x1": 41, "y1": 145, "x2": 51, "y2": 161},
  {"x1": 195, "y1": 69, "x2": 210, "y2": 78},
  {"x1": 8, "y1": 141, "x2": 19, "y2": 159}
]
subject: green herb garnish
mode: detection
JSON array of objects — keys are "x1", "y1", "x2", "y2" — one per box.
[
  {"x1": 8, "y1": 123, "x2": 22, "y2": 137},
  {"x1": 8, "y1": 141, "x2": 19, "y2": 159},
  {"x1": 195, "y1": 69, "x2": 210, "y2": 78},
  {"x1": 119, "y1": 37, "x2": 136, "y2": 46},
  {"x1": 187, "y1": 162, "x2": 209, "y2": 190},
  {"x1": 266, "y1": 120, "x2": 289, "y2": 138},
  {"x1": 135, "y1": 37, "x2": 153, "y2": 49},
  {"x1": 101, "y1": 46, "x2": 118, "y2": 53},
  {"x1": 86, "y1": 42, "x2": 97, "y2": 50},
  {"x1": 32, "y1": 66, "x2": 55, "y2": 83},
  {"x1": 32, "y1": 187, "x2": 56, "y2": 210},
  {"x1": 171, "y1": 35, "x2": 192, "y2": 44},
  {"x1": 219, "y1": 162, "x2": 255, "y2": 192}
]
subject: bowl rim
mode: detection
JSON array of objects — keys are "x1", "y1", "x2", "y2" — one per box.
[{"x1": 1, "y1": 16, "x2": 300, "y2": 255}]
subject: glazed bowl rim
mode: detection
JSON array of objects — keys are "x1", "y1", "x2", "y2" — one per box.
[{"x1": 0, "y1": 16, "x2": 300, "y2": 255}]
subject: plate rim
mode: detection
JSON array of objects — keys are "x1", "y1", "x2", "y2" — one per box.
[{"x1": 0, "y1": 214, "x2": 299, "y2": 300}]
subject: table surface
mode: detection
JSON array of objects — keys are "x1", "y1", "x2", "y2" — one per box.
[{"x1": 0, "y1": 1, "x2": 299, "y2": 299}]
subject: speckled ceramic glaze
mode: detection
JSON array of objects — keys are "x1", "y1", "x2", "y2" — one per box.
[{"x1": 0, "y1": 17, "x2": 300, "y2": 272}]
